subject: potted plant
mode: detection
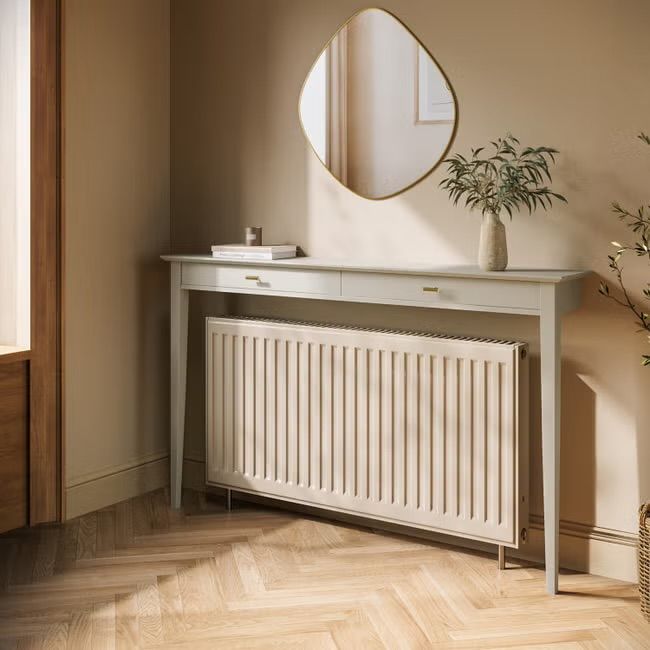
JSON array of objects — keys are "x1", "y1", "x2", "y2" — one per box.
[
  {"x1": 598, "y1": 132, "x2": 650, "y2": 621},
  {"x1": 439, "y1": 134, "x2": 567, "y2": 271}
]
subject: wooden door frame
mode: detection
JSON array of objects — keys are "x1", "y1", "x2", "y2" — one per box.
[{"x1": 30, "y1": 0, "x2": 62, "y2": 524}]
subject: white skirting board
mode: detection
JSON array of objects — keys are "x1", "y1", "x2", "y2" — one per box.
[
  {"x1": 65, "y1": 453, "x2": 169, "y2": 520},
  {"x1": 521, "y1": 520, "x2": 638, "y2": 584}
]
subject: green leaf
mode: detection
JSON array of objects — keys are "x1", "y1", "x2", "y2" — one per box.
[{"x1": 439, "y1": 133, "x2": 568, "y2": 216}]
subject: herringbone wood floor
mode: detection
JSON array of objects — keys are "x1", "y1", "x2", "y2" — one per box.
[{"x1": 0, "y1": 489, "x2": 647, "y2": 649}]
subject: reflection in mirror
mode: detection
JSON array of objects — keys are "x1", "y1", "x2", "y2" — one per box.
[{"x1": 299, "y1": 8, "x2": 456, "y2": 200}]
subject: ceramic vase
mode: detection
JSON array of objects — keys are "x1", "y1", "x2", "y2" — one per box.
[{"x1": 478, "y1": 211, "x2": 508, "y2": 271}]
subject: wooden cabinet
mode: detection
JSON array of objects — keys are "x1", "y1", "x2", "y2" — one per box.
[{"x1": 0, "y1": 355, "x2": 29, "y2": 534}]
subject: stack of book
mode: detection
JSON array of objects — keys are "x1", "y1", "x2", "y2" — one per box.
[{"x1": 211, "y1": 244, "x2": 297, "y2": 261}]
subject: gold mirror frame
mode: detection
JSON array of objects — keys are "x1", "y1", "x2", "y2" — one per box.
[{"x1": 298, "y1": 7, "x2": 459, "y2": 201}]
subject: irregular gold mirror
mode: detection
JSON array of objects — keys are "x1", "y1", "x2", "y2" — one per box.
[{"x1": 299, "y1": 8, "x2": 457, "y2": 200}]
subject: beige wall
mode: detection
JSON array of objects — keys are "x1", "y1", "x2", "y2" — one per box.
[
  {"x1": 171, "y1": 0, "x2": 650, "y2": 580},
  {"x1": 64, "y1": 0, "x2": 170, "y2": 517}
]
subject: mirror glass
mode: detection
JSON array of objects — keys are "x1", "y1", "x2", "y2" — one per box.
[{"x1": 299, "y1": 8, "x2": 457, "y2": 200}]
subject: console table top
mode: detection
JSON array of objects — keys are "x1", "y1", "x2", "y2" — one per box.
[{"x1": 161, "y1": 254, "x2": 589, "y2": 284}]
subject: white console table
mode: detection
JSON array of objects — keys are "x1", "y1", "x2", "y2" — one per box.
[{"x1": 162, "y1": 254, "x2": 588, "y2": 595}]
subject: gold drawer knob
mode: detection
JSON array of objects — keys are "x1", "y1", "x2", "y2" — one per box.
[
  {"x1": 245, "y1": 275, "x2": 260, "y2": 281},
  {"x1": 422, "y1": 286, "x2": 439, "y2": 293}
]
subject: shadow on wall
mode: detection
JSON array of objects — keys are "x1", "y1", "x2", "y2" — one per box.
[
  {"x1": 560, "y1": 358, "x2": 596, "y2": 539},
  {"x1": 565, "y1": 277, "x2": 650, "y2": 530},
  {"x1": 514, "y1": 328, "x2": 597, "y2": 534},
  {"x1": 136, "y1": 255, "x2": 171, "y2": 462}
]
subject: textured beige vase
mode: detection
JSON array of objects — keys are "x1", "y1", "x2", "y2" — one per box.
[{"x1": 478, "y1": 211, "x2": 508, "y2": 271}]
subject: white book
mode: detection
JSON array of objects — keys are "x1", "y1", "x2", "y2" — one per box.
[
  {"x1": 212, "y1": 251, "x2": 296, "y2": 260},
  {"x1": 212, "y1": 244, "x2": 296, "y2": 254},
  {"x1": 211, "y1": 244, "x2": 297, "y2": 260}
]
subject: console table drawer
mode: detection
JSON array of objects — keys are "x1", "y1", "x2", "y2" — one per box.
[
  {"x1": 182, "y1": 263, "x2": 341, "y2": 297},
  {"x1": 341, "y1": 271, "x2": 540, "y2": 311}
]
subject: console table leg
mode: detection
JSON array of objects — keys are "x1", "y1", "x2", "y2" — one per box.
[
  {"x1": 540, "y1": 285, "x2": 560, "y2": 594},
  {"x1": 170, "y1": 262, "x2": 189, "y2": 509}
]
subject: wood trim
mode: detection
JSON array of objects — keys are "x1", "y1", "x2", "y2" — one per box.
[
  {"x1": 59, "y1": 0, "x2": 66, "y2": 522},
  {"x1": 30, "y1": 0, "x2": 62, "y2": 524},
  {"x1": 0, "y1": 359, "x2": 29, "y2": 534},
  {"x1": 0, "y1": 347, "x2": 30, "y2": 365}
]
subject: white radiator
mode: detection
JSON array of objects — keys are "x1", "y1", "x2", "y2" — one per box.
[{"x1": 206, "y1": 317, "x2": 529, "y2": 547}]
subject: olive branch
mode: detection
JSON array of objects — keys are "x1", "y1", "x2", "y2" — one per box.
[{"x1": 439, "y1": 134, "x2": 567, "y2": 218}]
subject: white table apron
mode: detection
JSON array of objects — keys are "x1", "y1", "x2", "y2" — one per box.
[{"x1": 162, "y1": 254, "x2": 588, "y2": 595}]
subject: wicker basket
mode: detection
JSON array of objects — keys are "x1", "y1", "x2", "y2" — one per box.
[{"x1": 640, "y1": 503, "x2": 650, "y2": 621}]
